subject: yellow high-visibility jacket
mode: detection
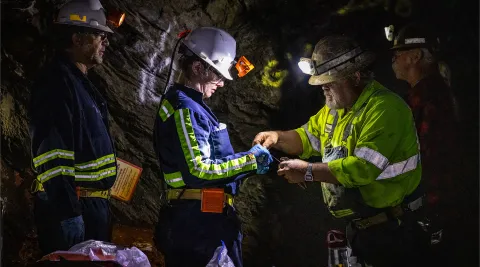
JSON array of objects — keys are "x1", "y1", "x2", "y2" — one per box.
[{"x1": 295, "y1": 80, "x2": 421, "y2": 218}]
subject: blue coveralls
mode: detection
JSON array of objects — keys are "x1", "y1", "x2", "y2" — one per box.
[
  {"x1": 29, "y1": 53, "x2": 117, "y2": 254},
  {"x1": 153, "y1": 84, "x2": 257, "y2": 267}
]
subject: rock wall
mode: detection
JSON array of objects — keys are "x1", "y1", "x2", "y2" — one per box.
[{"x1": 1, "y1": 0, "x2": 478, "y2": 266}]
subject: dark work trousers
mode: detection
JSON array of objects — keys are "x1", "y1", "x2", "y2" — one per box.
[
  {"x1": 34, "y1": 193, "x2": 112, "y2": 255},
  {"x1": 154, "y1": 200, "x2": 243, "y2": 267},
  {"x1": 79, "y1": 197, "x2": 112, "y2": 242},
  {"x1": 346, "y1": 212, "x2": 430, "y2": 267},
  {"x1": 423, "y1": 215, "x2": 466, "y2": 267},
  {"x1": 34, "y1": 192, "x2": 68, "y2": 254}
]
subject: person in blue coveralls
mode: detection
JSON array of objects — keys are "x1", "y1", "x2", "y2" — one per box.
[{"x1": 152, "y1": 26, "x2": 273, "y2": 267}]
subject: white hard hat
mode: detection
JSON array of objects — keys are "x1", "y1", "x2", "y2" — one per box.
[
  {"x1": 55, "y1": 0, "x2": 113, "y2": 33},
  {"x1": 182, "y1": 27, "x2": 237, "y2": 80}
]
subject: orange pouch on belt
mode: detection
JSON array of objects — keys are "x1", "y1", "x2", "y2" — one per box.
[{"x1": 201, "y1": 188, "x2": 225, "y2": 213}]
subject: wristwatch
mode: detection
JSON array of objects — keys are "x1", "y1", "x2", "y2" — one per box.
[{"x1": 304, "y1": 163, "x2": 314, "y2": 182}]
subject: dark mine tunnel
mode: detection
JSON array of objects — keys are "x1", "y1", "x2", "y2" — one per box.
[{"x1": 1, "y1": 0, "x2": 478, "y2": 266}]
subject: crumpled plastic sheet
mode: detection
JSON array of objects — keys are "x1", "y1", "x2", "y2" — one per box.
[
  {"x1": 205, "y1": 241, "x2": 235, "y2": 267},
  {"x1": 69, "y1": 240, "x2": 122, "y2": 256},
  {"x1": 115, "y1": 247, "x2": 151, "y2": 267},
  {"x1": 67, "y1": 239, "x2": 151, "y2": 267}
]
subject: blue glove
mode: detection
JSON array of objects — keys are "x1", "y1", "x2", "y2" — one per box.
[
  {"x1": 60, "y1": 215, "x2": 85, "y2": 249},
  {"x1": 256, "y1": 164, "x2": 270, "y2": 175},
  {"x1": 249, "y1": 144, "x2": 273, "y2": 174}
]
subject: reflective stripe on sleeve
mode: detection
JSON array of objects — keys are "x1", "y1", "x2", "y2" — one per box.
[
  {"x1": 159, "y1": 99, "x2": 175, "y2": 122},
  {"x1": 174, "y1": 108, "x2": 257, "y2": 180},
  {"x1": 74, "y1": 167, "x2": 117, "y2": 182},
  {"x1": 376, "y1": 154, "x2": 419, "y2": 180},
  {"x1": 37, "y1": 166, "x2": 75, "y2": 183},
  {"x1": 33, "y1": 149, "x2": 74, "y2": 168},
  {"x1": 74, "y1": 154, "x2": 115, "y2": 171},
  {"x1": 354, "y1": 147, "x2": 389, "y2": 170},
  {"x1": 164, "y1": 172, "x2": 186, "y2": 188},
  {"x1": 302, "y1": 124, "x2": 321, "y2": 152}
]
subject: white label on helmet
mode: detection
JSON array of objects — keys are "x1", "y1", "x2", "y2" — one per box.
[{"x1": 405, "y1": 38, "x2": 426, "y2": 44}]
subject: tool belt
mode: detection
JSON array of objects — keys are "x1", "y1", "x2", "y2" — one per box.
[
  {"x1": 167, "y1": 188, "x2": 234, "y2": 213},
  {"x1": 77, "y1": 188, "x2": 110, "y2": 199},
  {"x1": 31, "y1": 180, "x2": 110, "y2": 200},
  {"x1": 352, "y1": 196, "x2": 424, "y2": 230}
]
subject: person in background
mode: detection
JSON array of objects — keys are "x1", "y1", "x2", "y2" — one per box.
[
  {"x1": 391, "y1": 23, "x2": 462, "y2": 265},
  {"x1": 152, "y1": 26, "x2": 272, "y2": 267},
  {"x1": 29, "y1": 0, "x2": 118, "y2": 254}
]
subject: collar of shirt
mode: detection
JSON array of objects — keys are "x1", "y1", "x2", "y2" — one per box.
[
  {"x1": 351, "y1": 80, "x2": 381, "y2": 111},
  {"x1": 408, "y1": 72, "x2": 446, "y2": 109},
  {"x1": 335, "y1": 80, "x2": 381, "y2": 117},
  {"x1": 177, "y1": 84, "x2": 205, "y2": 103},
  {"x1": 56, "y1": 52, "x2": 88, "y2": 78},
  {"x1": 55, "y1": 52, "x2": 107, "y2": 107},
  {"x1": 174, "y1": 83, "x2": 219, "y2": 124}
]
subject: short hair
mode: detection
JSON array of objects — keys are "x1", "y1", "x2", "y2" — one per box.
[
  {"x1": 178, "y1": 54, "x2": 203, "y2": 81},
  {"x1": 52, "y1": 25, "x2": 100, "y2": 51},
  {"x1": 420, "y1": 48, "x2": 436, "y2": 66},
  {"x1": 177, "y1": 44, "x2": 211, "y2": 81},
  {"x1": 342, "y1": 68, "x2": 375, "y2": 88},
  {"x1": 356, "y1": 69, "x2": 375, "y2": 81},
  {"x1": 52, "y1": 25, "x2": 77, "y2": 50}
]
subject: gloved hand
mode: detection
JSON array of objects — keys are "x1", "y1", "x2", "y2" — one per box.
[
  {"x1": 60, "y1": 215, "x2": 85, "y2": 249},
  {"x1": 249, "y1": 144, "x2": 273, "y2": 174}
]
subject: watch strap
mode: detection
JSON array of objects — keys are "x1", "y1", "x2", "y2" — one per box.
[{"x1": 305, "y1": 163, "x2": 314, "y2": 182}]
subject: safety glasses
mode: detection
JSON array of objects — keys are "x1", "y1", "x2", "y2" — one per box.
[
  {"x1": 76, "y1": 30, "x2": 109, "y2": 42},
  {"x1": 93, "y1": 32, "x2": 108, "y2": 41},
  {"x1": 207, "y1": 66, "x2": 225, "y2": 82}
]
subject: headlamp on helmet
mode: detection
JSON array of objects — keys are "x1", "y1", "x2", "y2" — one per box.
[
  {"x1": 106, "y1": 7, "x2": 126, "y2": 28},
  {"x1": 235, "y1": 56, "x2": 255, "y2": 78},
  {"x1": 298, "y1": 57, "x2": 316, "y2": 75},
  {"x1": 54, "y1": 0, "x2": 126, "y2": 33},
  {"x1": 385, "y1": 25, "x2": 395, "y2": 41}
]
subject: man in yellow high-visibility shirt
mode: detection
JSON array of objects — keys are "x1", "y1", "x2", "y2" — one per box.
[{"x1": 253, "y1": 35, "x2": 428, "y2": 267}]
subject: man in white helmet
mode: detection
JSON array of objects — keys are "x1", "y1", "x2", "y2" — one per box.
[
  {"x1": 29, "y1": 0, "x2": 121, "y2": 254},
  {"x1": 153, "y1": 27, "x2": 272, "y2": 267}
]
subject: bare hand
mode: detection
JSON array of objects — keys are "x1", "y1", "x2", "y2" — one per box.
[
  {"x1": 252, "y1": 131, "x2": 279, "y2": 149},
  {"x1": 277, "y1": 159, "x2": 309, "y2": 184}
]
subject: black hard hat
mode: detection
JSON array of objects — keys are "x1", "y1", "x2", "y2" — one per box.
[{"x1": 390, "y1": 24, "x2": 438, "y2": 51}]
